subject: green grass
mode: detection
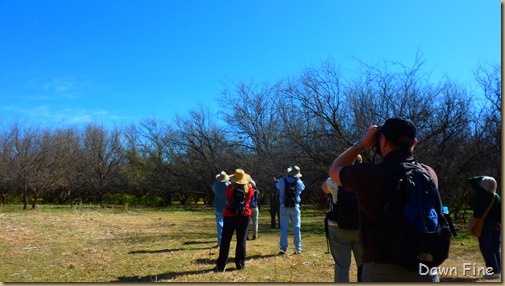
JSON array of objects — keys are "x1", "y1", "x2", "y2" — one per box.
[{"x1": 0, "y1": 204, "x2": 497, "y2": 282}]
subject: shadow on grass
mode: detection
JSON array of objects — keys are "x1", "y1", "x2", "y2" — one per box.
[
  {"x1": 248, "y1": 253, "x2": 283, "y2": 260},
  {"x1": 183, "y1": 240, "x2": 215, "y2": 245},
  {"x1": 129, "y1": 246, "x2": 211, "y2": 254},
  {"x1": 113, "y1": 268, "x2": 220, "y2": 282},
  {"x1": 194, "y1": 253, "x2": 280, "y2": 265},
  {"x1": 129, "y1": 240, "x2": 217, "y2": 254},
  {"x1": 114, "y1": 253, "x2": 283, "y2": 282}
]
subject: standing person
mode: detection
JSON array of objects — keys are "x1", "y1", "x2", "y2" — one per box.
[
  {"x1": 212, "y1": 171, "x2": 230, "y2": 247},
  {"x1": 216, "y1": 169, "x2": 254, "y2": 272},
  {"x1": 276, "y1": 166, "x2": 305, "y2": 255},
  {"x1": 322, "y1": 155, "x2": 363, "y2": 282},
  {"x1": 248, "y1": 179, "x2": 260, "y2": 240},
  {"x1": 328, "y1": 117, "x2": 442, "y2": 282},
  {"x1": 270, "y1": 178, "x2": 280, "y2": 229},
  {"x1": 467, "y1": 176, "x2": 501, "y2": 279}
]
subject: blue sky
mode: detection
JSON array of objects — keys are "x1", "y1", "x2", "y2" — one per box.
[{"x1": 0, "y1": 1, "x2": 500, "y2": 128}]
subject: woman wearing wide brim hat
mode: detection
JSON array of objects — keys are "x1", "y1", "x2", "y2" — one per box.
[
  {"x1": 216, "y1": 169, "x2": 254, "y2": 272},
  {"x1": 229, "y1": 168, "x2": 251, "y2": 184}
]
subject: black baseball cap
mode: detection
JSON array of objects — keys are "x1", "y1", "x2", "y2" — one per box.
[{"x1": 379, "y1": 117, "x2": 416, "y2": 148}]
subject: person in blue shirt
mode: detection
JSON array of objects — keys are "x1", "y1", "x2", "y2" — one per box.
[
  {"x1": 276, "y1": 166, "x2": 305, "y2": 255},
  {"x1": 212, "y1": 171, "x2": 230, "y2": 247}
]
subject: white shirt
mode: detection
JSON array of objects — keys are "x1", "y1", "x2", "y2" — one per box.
[
  {"x1": 325, "y1": 177, "x2": 339, "y2": 226},
  {"x1": 325, "y1": 177, "x2": 339, "y2": 204}
]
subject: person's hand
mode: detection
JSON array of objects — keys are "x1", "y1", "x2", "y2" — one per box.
[
  {"x1": 360, "y1": 125, "x2": 379, "y2": 149},
  {"x1": 496, "y1": 223, "x2": 501, "y2": 232}
]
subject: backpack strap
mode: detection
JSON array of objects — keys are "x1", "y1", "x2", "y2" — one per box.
[
  {"x1": 481, "y1": 193, "x2": 496, "y2": 220},
  {"x1": 282, "y1": 177, "x2": 298, "y2": 188}
]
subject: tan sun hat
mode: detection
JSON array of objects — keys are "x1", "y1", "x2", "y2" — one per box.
[
  {"x1": 215, "y1": 171, "x2": 230, "y2": 183},
  {"x1": 230, "y1": 169, "x2": 251, "y2": 185},
  {"x1": 288, "y1": 166, "x2": 302, "y2": 178}
]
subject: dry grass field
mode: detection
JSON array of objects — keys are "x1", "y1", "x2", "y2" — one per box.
[{"x1": 0, "y1": 204, "x2": 500, "y2": 283}]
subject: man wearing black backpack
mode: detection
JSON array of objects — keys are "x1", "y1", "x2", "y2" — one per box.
[
  {"x1": 329, "y1": 117, "x2": 449, "y2": 282},
  {"x1": 276, "y1": 166, "x2": 305, "y2": 255},
  {"x1": 322, "y1": 155, "x2": 363, "y2": 282}
]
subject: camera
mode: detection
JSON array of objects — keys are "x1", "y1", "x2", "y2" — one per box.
[
  {"x1": 374, "y1": 127, "x2": 382, "y2": 140},
  {"x1": 374, "y1": 127, "x2": 382, "y2": 155}
]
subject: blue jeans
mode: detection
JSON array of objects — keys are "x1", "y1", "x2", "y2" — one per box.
[
  {"x1": 479, "y1": 219, "x2": 501, "y2": 275},
  {"x1": 279, "y1": 204, "x2": 301, "y2": 252},
  {"x1": 215, "y1": 211, "x2": 224, "y2": 246}
]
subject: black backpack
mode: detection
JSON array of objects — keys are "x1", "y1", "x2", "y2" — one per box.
[
  {"x1": 377, "y1": 161, "x2": 451, "y2": 271},
  {"x1": 283, "y1": 178, "x2": 298, "y2": 208},
  {"x1": 228, "y1": 185, "x2": 247, "y2": 216},
  {"x1": 326, "y1": 186, "x2": 360, "y2": 230}
]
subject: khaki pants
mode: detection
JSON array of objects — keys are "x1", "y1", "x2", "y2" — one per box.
[
  {"x1": 249, "y1": 207, "x2": 259, "y2": 238},
  {"x1": 328, "y1": 224, "x2": 362, "y2": 282}
]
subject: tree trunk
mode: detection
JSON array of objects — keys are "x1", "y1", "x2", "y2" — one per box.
[
  {"x1": 22, "y1": 190, "x2": 28, "y2": 210},
  {"x1": 31, "y1": 192, "x2": 37, "y2": 209},
  {"x1": 98, "y1": 191, "x2": 104, "y2": 208}
]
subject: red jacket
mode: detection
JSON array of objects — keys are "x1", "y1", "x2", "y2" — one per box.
[{"x1": 223, "y1": 183, "x2": 254, "y2": 217}]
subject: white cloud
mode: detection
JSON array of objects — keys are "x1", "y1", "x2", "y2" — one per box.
[
  {"x1": 40, "y1": 77, "x2": 95, "y2": 100},
  {"x1": 2, "y1": 75, "x2": 136, "y2": 126},
  {"x1": 1, "y1": 104, "x2": 126, "y2": 126},
  {"x1": 43, "y1": 77, "x2": 78, "y2": 93}
]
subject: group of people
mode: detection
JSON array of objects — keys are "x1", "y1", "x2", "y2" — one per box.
[
  {"x1": 211, "y1": 166, "x2": 305, "y2": 272},
  {"x1": 210, "y1": 117, "x2": 501, "y2": 282},
  {"x1": 326, "y1": 117, "x2": 501, "y2": 282}
]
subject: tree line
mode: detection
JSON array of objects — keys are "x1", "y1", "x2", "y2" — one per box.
[{"x1": 0, "y1": 57, "x2": 500, "y2": 222}]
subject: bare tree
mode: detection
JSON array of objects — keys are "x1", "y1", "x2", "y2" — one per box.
[
  {"x1": 284, "y1": 60, "x2": 350, "y2": 162},
  {"x1": 10, "y1": 125, "x2": 43, "y2": 209},
  {"x1": 279, "y1": 61, "x2": 357, "y2": 206},
  {"x1": 0, "y1": 125, "x2": 16, "y2": 205},
  {"x1": 219, "y1": 80, "x2": 287, "y2": 199},
  {"x1": 81, "y1": 124, "x2": 126, "y2": 207},
  {"x1": 0, "y1": 57, "x2": 498, "y2": 216},
  {"x1": 45, "y1": 127, "x2": 85, "y2": 205},
  {"x1": 172, "y1": 106, "x2": 236, "y2": 204},
  {"x1": 473, "y1": 62, "x2": 501, "y2": 175},
  {"x1": 125, "y1": 118, "x2": 178, "y2": 205}
]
